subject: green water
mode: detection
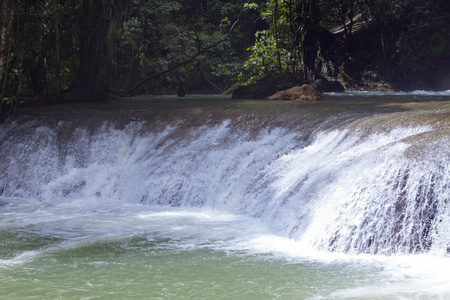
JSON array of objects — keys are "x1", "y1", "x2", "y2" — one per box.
[
  {"x1": 1, "y1": 205, "x2": 446, "y2": 300},
  {"x1": 1, "y1": 236, "x2": 384, "y2": 300}
]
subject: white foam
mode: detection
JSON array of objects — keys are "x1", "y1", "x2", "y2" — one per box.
[
  {"x1": 330, "y1": 90, "x2": 450, "y2": 97},
  {"x1": 0, "y1": 102, "x2": 448, "y2": 298}
]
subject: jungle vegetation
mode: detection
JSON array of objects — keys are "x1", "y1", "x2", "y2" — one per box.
[{"x1": 1, "y1": 0, "x2": 449, "y2": 116}]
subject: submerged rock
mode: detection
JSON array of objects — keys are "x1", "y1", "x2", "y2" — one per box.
[{"x1": 267, "y1": 84, "x2": 330, "y2": 101}]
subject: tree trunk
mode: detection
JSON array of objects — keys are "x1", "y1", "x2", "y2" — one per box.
[
  {"x1": 101, "y1": 14, "x2": 117, "y2": 92},
  {"x1": 295, "y1": 0, "x2": 320, "y2": 82},
  {"x1": 273, "y1": 0, "x2": 283, "y2": 73},
  {"x1": 75, "y1": 0, "x2": 107, "y2": 101},
  {"x1": 0, "y1": 0, "x2": 13, "y2": 98},
  {"x1": 54, "y1": 0, "x2": 61, "y2": 96},
  {"x1": 0, "y1": 0, "x2": 14, "y2": 117}
]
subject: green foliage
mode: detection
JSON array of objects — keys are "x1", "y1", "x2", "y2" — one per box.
[
  {"x1": 0, "y1": 0, "x2": 267, "y2": 103},
  {"x1": 113, "y1": 0, "x2": 263, "y2": 93},
  {"x1": 238, "y1": 30, "x2": 292, "y2": 85},
  {"x1": 238, "y1": 0, "x2": 334, "y2": 86},
  {"x1": 0, "y1": 0, "x2": 81, "y2": 99},
  {"x1": 393, "y1": 0, "x2": 449, "y2": 72},
  {"x1": 3, "y1": 0, "x2": 448, "y2": 108},
  {"x1": 238, "y1": 0, "x2": 450, "y2": 90},
  {"x1": 244, "y1": 2, "x2": 259, "y2": 10},
  {"x1": 237, "y1": 0, "x2": 300, "y2": 86}
]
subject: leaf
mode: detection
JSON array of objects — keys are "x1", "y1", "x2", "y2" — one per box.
[
  {"x1": 244, "y1": 2, "x2": 258, "y2": 10},
  {"x1": 220, "y1": 17, "x2": 230, "y2": 27}
]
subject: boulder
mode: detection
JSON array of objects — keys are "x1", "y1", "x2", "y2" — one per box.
[
  {"x1": 232, "y1": 73, "x2": 305, "y2": 99},
  {"x1": 267, "y1": 84, "x2": 329, "y2": 101}
]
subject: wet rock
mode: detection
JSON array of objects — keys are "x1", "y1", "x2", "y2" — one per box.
[
  {"x1": 267, "y1": 84, "x2": 330, "y2": 101},
  {"x1": 232, "y1": 73, "x2": 305, "y2": 99}
]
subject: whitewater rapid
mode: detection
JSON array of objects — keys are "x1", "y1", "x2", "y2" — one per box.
[
  {"x1": 1, "y1": 96, "x2": 448, "y2": 256},
  {"x1": 0, "y1": 95, "x2": 449, "y2": 299}
]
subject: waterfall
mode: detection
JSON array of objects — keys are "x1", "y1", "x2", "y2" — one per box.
[{"x1": 0, "y1": 98, "x2": 448, "y2": 256}]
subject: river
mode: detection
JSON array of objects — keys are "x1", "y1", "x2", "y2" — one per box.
[{"x1": 0, "y1": 92, "x2": 449, "y2": 299}]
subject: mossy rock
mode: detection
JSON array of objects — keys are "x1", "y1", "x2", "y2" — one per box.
[
  {"x1": 232, "y1": 73, "x2": 305, "y2": 99},
  {"x1": 267, "y1": 84, "x2": 329, "y2": 101}
]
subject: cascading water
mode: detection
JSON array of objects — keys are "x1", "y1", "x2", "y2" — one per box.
[{"x1": 0, "y1": 94, "x2": 449, "y2": 299}]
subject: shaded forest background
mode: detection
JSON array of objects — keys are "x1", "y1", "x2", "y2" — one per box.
[{"x1": 1, "y1": 0, "x2": 450, "y2": 117}]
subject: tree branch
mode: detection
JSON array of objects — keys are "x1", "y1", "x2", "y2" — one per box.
[
  {"x1": 129, "y1": 5, "x2": 250, "y2": 94},
  {"x1": 130, "y1": 37, "x2": 227, "y2": 92}
]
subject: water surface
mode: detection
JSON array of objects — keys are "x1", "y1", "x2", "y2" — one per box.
[{"x1": 1, "y1": 92, "x2": 449, "y2": 299}]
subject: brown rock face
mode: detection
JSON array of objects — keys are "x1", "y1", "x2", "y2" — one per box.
[{"x1": 267, "y1": 84, "x2": 329, "y2": 101}]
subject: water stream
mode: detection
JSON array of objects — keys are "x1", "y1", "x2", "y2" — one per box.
[{"x1": 0, "y1": 93, "x2": 449, "y2": 299}]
